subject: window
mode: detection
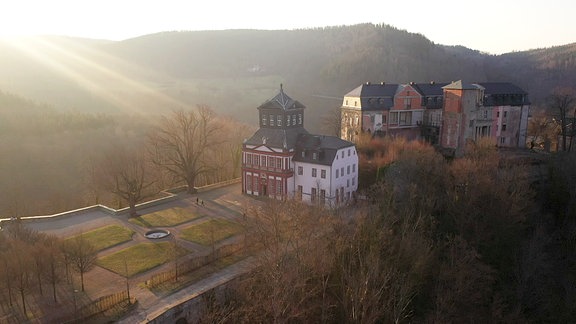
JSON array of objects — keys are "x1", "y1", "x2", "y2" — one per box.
[
  {"x1": 293, "y1": 115, "x2": 297, "y2": 126},
  {"x1": 353, "y1": 164, "x2": 356, "y2": 172},
  {"x1": 247, "y1": 175, "x2": 252, "y2": 191},
  {"x1": 268, "y1": 157, "x2": 275, "y2": 168},
  {"x1": 341, "y1": 167, "x2": 344, "y2": 176},
  {"x1": 261, "y1": 156, "x2": 266, "y2": 167},
  {"x1": 348, "y1": 149, "x2": 351, "y2": 156},
  {"x1": 504, "y1": 111, "x2": 508, "y2": 118},
  {"x1": 297, "y1": 166, "x2": 303, "y2": 175},
  {"x1": 383, "y1": 114, "x2": 387, "y2": 124},
  {"x1": 297, "y1": 185, "x2": 303, "y2": 200},
  {"x1": 500, "y1": 137, "x2": 506, "y2": 144},
  {"x1": 301, "y1": 151, "x2": 305, "y2": 158},
  {"x1": 352, "y1": 178, "x2": 355, "y2": 186},
  {"x1": 311, "y1": 188, "x2": 317, "y2": 203},
  {"x1": 336, "y1": 169, "x2": 339, "y2": 178},
  {"x1": 321, "y1": 169, "x2": 326, "y2": 179},
  {"x1": 277, "y1": 115, "x2": 282, "y2": 127},
  {"x1": 298, "y1": 113, "x2": 302, "y2": 125},
  {"x1": 404, "y1": 98, "x2": 411, "y2": 109},
  {"x1": 312, "y1": 168, "x2": 317, "y2": 177},
  {"x1": 347, "y1": 165, "x2": 350, "y2": 174},
  {"x1": 390, "y1": 111, "x2": 398, "y2": 124},
  {"x1": 262, "y1": 116, "x2": 267, "y2": 125},
  {"x1": 502, "y1": 124, "x2": 507, "y2": 131},
  {"x1": 276, "y1": 179, "x2": 282, "y2": 195},
  {"x1": 497, "y1": 111, "x2": 500, "y2": 118},
  {"x1": 276, "y1": 157, "x2": 282, "y2": 169},
  {"x1": 320, "y1": 189, "x2": 326, "y2": 205},
  {"x1": 247, "y1": 154, "x2": 252, "y2": 165},
  {"x1": 254, "y1": 155, "x2": 259, "y2": 166},
  {"x1": 399, "y1": 111, "x2": 411, "y2": 125},
  {"x1": 345, "y1": 99, "x2": 348, "y2": 106},
  {"x1": 483, "y1": 110, "x2": 488, "y2": 119},
  {"x1": 270, "y1": 114, "x2": 275, "y2": 126},
  {"x1": 341, "y1": 151, "x2": 344, "y2": 158},
  {"x1": 286, "y1": 115, "x2": 290, "y2": 126},
  {"x1": 312, "y1": 152, "x2": 318, "y2": 160},
  {"x1": 347, "y1": 179, "x2": 350, "y2": 187}
]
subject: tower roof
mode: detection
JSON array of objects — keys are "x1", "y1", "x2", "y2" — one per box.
[{"x1": 257, "y1": 84, "x2": 305, "y2": 111}]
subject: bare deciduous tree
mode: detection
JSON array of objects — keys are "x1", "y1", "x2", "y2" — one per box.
[
  {"x1": 148, "y1": 106, "x2": 221, "y2": 194},
  {"x1": 63, "y1": 234, "x2": 97, "y2": 292},
  {"x1": 97, "y1": 145, "x2": 158, "y2": 217},
  {"x1": 547, "y1": 88, "x2": 576, "y2": 151}
]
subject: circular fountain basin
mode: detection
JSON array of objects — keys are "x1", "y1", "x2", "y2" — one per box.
[{"x1": 145, "y1": 229, "x2": 170, "y2": 239}]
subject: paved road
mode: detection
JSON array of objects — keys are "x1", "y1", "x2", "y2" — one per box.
[{"x1": 25, "y1": 182, "x2": 261, "y2": 323}]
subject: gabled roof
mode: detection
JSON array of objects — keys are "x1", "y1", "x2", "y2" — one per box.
[
  {"x1": 244, "y1": 127, "x2": 309, "y2": 150},
  {"x1": 343, "y1": 82, "x2": 399, "y2": 110},
  {"x1": 442, "y1": 80, "x2": 478, "y2": 90},
  {"x1": 257, "y1": 84, "x2": 305, "y2": 111},
  {"x1": 293, "y1": 134, "x2": 355, "y2": 166}
]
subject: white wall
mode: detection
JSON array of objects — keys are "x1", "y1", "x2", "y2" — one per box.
[{"x1": 293, "y1": 146, "x2": 359, "y2": 207}]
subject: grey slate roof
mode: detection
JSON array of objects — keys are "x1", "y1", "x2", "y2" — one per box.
[
  {"x1": 257, "y1": 85, "x2": 305, "y2": 111},
  {"x1": 412, "y1": 82, "x2": 449, "y2": 96},
  {"x1": 344, "y1": 82, "x2": 399, "y2": 111},
  {"x1": 293, "y1": 134, "x2": 355, "y2": 166},
  {"x1": 475, "y1": 82, "x2": 527, "y2": 95},
  {"x1": 244, "y1": 127, "x2": 309, "y2": 150},
  {"x1": 477, "y1": 82, "x2": 530, "y2": 106}
]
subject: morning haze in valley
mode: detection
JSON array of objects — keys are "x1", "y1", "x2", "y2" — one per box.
[{"x1": 0, "y1": 1, "x2": 575, "y2": 323}]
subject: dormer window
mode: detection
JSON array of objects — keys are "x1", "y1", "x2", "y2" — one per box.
[
  {"x1": 262, "y1": 116, "x2": 267, "y2": 125},
  {"x1": 301, "y1": 151, "x2": 305, "y2": 158},
  {"x1": 292, "y1": 115, "x2": 297, "y2": 126},
  {"x1": 277, "y1": 115, "x2": 282, "y2": 127},
  {"x1": 298, "y1": 113, "x2": 302, "y2": 125},
  {"x1": 312, "y1": 152, "x2": 318, "y2": 160},
  {"x1": 270, "y1": 114, "x2": 275, "y2": 126},
  {"x1": 286, "y1": 115, "x2": 291, "y2": 126}
]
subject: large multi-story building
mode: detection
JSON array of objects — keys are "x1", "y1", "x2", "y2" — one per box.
[
  {"x1": 242, "y1": 85, "x2": 358, "y2": 207},
  {"x1": 340, "y1": 80, "x2": 530, "y2": 156}
]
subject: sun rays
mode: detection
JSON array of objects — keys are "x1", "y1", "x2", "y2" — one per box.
[{"x1": 3, "y1": 36, "x2": 189, "y2": 114}]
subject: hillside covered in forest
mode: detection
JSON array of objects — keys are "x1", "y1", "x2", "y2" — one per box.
[{"x1": 0, "y1": 24, "x2": 575, "y2": 131}]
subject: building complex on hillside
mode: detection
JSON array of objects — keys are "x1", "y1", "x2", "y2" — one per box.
[
  {"x1": 341, "y1": 80, "x2": 530, "y2": 156},
  {"x1": 242, "y1": 85, "x2": 358, "y2": 207}
]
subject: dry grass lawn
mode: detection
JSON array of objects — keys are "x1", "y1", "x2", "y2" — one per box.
[
  {"x1": 129, "y1": 207, "x2": 202, "y2": 227},
  {"x1": 180, "y1": 219, "x2": 243, "y2": 245},
  {"x1": 66, "y1": 225, "x2": 134, "y2": 251}
]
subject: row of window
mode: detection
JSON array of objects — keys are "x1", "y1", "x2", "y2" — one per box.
[
  {"x1": 296, "y1": 164, "x2": 357, "y2": 178},
  {"x1": 244, "y1": 153, "x2": 287, "y2": 169},
  {"x1": 246, "y1": 175, "x2": 283, "y2": 195},
  {"x1": 262, "y1": 113, "x2": 302, "y2": 127}
]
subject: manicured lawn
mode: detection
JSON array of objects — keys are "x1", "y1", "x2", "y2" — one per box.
[
  {"x1": 129, "y1": 207, "x2": 201, "y2": 227},
  {"x1": 65, "y1": 225, "x2": 134, "y2": 251},
  {"x1": 97, "y1": 242, "x2": 189, "y2": 277},
  {"x1": 180, "y1": 219, "x2": 243, "y2": 245}
]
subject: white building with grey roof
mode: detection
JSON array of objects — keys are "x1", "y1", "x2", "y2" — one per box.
[{"x1": 242, "y1": 85, "x2": 358, "y2": 207}]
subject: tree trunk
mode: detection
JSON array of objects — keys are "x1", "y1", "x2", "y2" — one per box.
[
  {"x1": 128, "y1": 199, "x2": 137, "y2": 217},
  {"x1": 186, "y1": 177, "x2": 197, "y2": 194},
  {"x1": 80, "y1": 271, "x2": 85, "y2": 292},
  {"x1": 20, "y1": 289, "x2": 26, "y2": 315}
]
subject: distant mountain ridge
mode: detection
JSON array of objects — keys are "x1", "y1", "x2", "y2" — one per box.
[{"x1": 0, "y1": 24, "x2": 574, "y2": 130}]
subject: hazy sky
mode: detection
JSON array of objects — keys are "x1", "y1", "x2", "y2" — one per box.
[{"x1": 0, "y1": 0, "x2": 574, "y2": 54}]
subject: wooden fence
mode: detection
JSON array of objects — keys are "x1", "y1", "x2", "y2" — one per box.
[{"x1": 147, "y1": 242, "x2": 245, "y2": 288}]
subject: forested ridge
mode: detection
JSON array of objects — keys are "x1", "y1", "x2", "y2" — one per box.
[{"x1": 0, "y1": 24, "x2": 575, "y2": 128}]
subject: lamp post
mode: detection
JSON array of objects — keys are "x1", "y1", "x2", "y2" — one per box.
[{"x1": 73, "y1": 289, "x2": 78, "y2": 318}]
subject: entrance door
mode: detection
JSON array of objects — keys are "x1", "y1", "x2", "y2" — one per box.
[{"x1": 261, "y1": 183, "x2": 267, "y2": 196}]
